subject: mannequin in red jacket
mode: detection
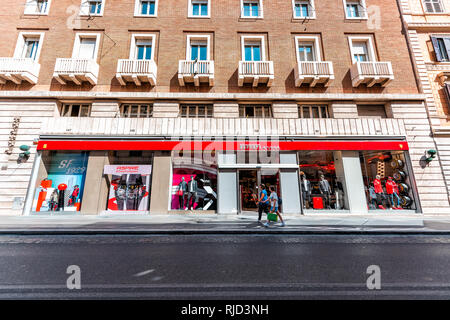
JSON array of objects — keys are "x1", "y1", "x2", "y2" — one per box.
[
  {"x1": 385, "y1": 176, "x2": 401, "y2": 209},
  {"x1": 373, "y1": 175, "x2": 386, "y2": 210}
]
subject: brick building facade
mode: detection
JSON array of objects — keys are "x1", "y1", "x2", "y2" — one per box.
[{"x1": 0, "y1": 0, "x2": 448, "y2": 216}]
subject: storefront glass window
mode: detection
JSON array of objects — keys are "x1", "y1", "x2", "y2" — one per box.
[
  {"x1": 104, "y1": 151, "x2": 153, "y2": 212},
  {"x1": 360, "y1": 151, "x2": 417, "y2": 211},
  {"x1": 33, "y1": 151, "x2": 89, "y2": 213},
  {"x1": 298, "y1": 151, "x2": 346, "y2": 211},
  {"x1": 170, "y1": 151, "x2": 217, "y2": 211}
]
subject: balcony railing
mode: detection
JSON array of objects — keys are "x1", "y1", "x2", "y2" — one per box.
[
  {"x1": 238, "y1": 61, "x2": 274, "y2": 87},
  {"x1": 295, "y1": 61, "x2": 334, "y2": 87},
  {"x1": 116, "y1": 59, "x2": 157, "y2": 86},
  {"x1": 40, "y1": 117, "x2": 407, "y2": 138},
  {"x1": 178, "y1": 60, "x2": 214, "y2": 86},
  {"x1": 0, "y1": 57, "x2": 40, "y2": 84},
  {"x1": 350, "y1": 61, "x2": 394, "y2": 87},
  {"x1": 53, "y1": 58, "x2": 99, "y2": 85}
]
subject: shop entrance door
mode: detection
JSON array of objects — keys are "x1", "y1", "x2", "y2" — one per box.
[
  {"x1": 238, "y1": 170, "x2": 258, "y2": 212},
  {"x1": 238, "y1": 169, "x2": 280, "y2": 213}
]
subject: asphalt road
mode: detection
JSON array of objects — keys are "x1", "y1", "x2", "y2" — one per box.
[{"x1": 0, "y1": 234, "x2": 450, "y2": 299}]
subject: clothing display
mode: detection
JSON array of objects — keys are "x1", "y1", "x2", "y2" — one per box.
[
  {"x1": 113, "y1": 174, "x2": 146, "y2": 211},
  {"x1": 49, "y1": 189, "x2": 58, "y2": 211},
  {"x1": 69, "y1": 185, "x2": 80, "y2": 206},
  {"x1": 301, "y1": 176, "x2": 312, "y2": 209},
  {"x1": 177, "y1": 178, "x2": 188, "y2": 209},
  {"x1": 318, "y1": 176, "x2": 332, "y2": 209},
  {"x1": 126, "y1": 174, "x2": 145, "y2": 211},
  {"x1": 187, "y1": 177, "x2": 198, "y2": 210}
]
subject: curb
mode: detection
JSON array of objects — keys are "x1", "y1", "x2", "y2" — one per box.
[{"x1": 0, "y1": 228, "x2": 449, "y2": 235}]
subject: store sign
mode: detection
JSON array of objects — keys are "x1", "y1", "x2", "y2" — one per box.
[
  {"x1": 103, "y1": 165, "x2": 152, "y2": 175},
  {"x1": 239, "y1": 144, "x2": 280, "y2": 152},
  {"x1": 38, "y1": 140, "x2": 410, "y2": 151}
]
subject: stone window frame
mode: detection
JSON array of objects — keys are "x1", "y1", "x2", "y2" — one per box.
[
  {"x1": 292, "y1": 0, "x2": 316, "y2": 19},
  {"x1": 342, "y1": 0, "x2": 367, "y2": 20},
  {"x1": 294, "y1": 35, "x2": 322, "y2": 62},
  {"x1": 120, "y1": 103, "x2": 154, "y2": 118},
  {"x1": 186, "y1": 34, "x2": 212, "y2": 61},
  {"x1": 348, "y1": 35, "x2": 377, "y2": 64},
  {"x1": 129, "y1": 33, "x2": 157, "y2": 60},
  {"x1": 180, "y1": 104, "x2": 214, "y2": 118},
  {"x1": 298, "y1": 104, "x2": 329, "y2": 119},
  {"x1": 241, "y1": 35, "x2": 267, "y2": 61},
  {"x1": 422, "y1": 0, "x2": 446, "y2": 14},
  {"x1": 240, "y1": 0, "x2": 264, "y2": 19},
  {"x1": 79, "y1": 0, "x2": 105, "y2": 17},
  {"x1": 60, "y1": 103, "x2": 92, "y2": 118},
  {"x1": 134, "y1": 0, "x2": 158, "y2": 17},
  {"x1": 239, "y1": 104, "x2": 273, "y2": 118},
  {"x1": 24, "y1": 0, "x2": 52, "y2": 15},
  {"x1": 13, "y1": 31, "x2": 45, "y2": 62},
  {"x1": 188, "y1": 0, "x2": 211, "y2": 18},
  {"x1": 71, "y1": 33, "x2": 102, "y2": 61}
]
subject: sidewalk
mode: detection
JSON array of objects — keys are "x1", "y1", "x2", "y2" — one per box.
[{"x1": 1, "y1": 213, "x2": 450, "y2": 234}]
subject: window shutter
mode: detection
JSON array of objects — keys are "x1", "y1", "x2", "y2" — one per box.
[
  {"x1": 424, "y1": 1, "x2": 434, "y2": 12},
  {"x1": 444, "y1": 38, "x2": 450, "y2": 61},
  {"x1": 444, "y1": 84, "x2": 450, "y2": 109},
  {"x1": 431, "y1": 37, "x2": 443, "y2": 62},
  {"x1": 433, "y1": 1, "x2": 444, "y2": 13},
  {"x1": 78, "y1": 39, "x2": 96, "y2": 59}
]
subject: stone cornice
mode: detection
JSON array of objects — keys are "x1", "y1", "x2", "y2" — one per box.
[
  {"x1": 0, "y1": 91, "x2": 427, "y2": 102},
  {"x1": 406, "y1": 22, "x2": 450, "y2": 29}
]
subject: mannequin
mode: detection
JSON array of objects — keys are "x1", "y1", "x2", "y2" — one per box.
[
  {"x1": 126, "y1": 174, "x2": 144, "y2": 210},
  {"x1": 318, "y1": 174, "x2": 332, "y2": 209},
  {"x1": 373, "y1": 175, "x2": 386, "y2": 210},
  {"x1": 69, "y1": 185, "x2": 79, "y2": 206},
  {"x1": 187, "y1": 175, "x2": 198, "y2": 210},
  {"x1": 300, "y1": 171, "x2": 311, "y2": 209},
  {"x1": 177, "y1": 177, "x2": 188, "y2": 210},
  {"x1": 49, "y1": 189, "x2": 59, "y2": 211},
  {"x1": 115, "y1": 175, "x2": 128, "y2": 211},
  {"x1": 385, "y1": 176, "x2": 401, "y2": 210}
]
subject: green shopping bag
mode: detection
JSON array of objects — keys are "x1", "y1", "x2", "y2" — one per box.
[{"x1": 267, "y1": 212, "x2": 278, "y2": 222}]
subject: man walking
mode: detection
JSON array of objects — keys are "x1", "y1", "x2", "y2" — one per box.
[{"x1": 257, "y1": 184, "x2": 269, "y2": 223}]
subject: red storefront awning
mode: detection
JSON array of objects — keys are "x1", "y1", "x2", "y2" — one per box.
[{"x1": 37, "y1": 140, "x2": 409, "y2": 151}]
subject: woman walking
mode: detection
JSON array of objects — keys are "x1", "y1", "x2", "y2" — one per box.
[
  {"x1": 257, "y1": 184, "x2": 269, "y2": 223},
  {"x1": 264, "y1": 186, "x2": 285, "y2": 227}
]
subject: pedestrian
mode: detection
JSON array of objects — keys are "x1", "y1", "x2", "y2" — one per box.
[
  {"x1": 257, "y1": 183, "x2": 269, "y2": 223},
  {"x1": 264, "y1": 186, "x2": 285, "y2": 227}
]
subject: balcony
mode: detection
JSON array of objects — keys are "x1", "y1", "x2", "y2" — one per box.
[
  {"x1": 0, "y1": 58, "x2": 40, "y2": 84},
  {"x1": 40, "y1": 117, "x2": 406, "y2": 138},
  {"x1": 350, "y1": 61, "x2": 394, "y2": 87},
  {"x1": 238, "y1": 61, "x2": 274, "y2": 87},
  {"x1": 53, "y1": 58, "x2": 99, "y2": 85},
  {"x1": 294, "y1": 61, "x2": 334, "y2": 87},
  {"x1": 116, "y1": 59, "x2": 157, "y2": 86},
  {"x1": 178, "y1": 60, "x2": 214, "y2": 86}
]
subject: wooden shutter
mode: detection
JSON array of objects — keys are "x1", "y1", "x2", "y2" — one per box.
[
  {"x1": 444, "y1": 38, "x2": 450, "y2": 62},
  {"x1": 424, "y1": 1, "x2": 434, "y2": 12},
  {"x1": 357, "y1": 105, "x2": 387, "y2": 118},
  {"x1": 444, "y1": 84, "x2": 450, "y2": 109},
  {"x1": 433, "y1": 0, "x2": 444, "y2": 13},
  {"x1": 431, "y1": 37, "x2": 443, "y2": 62}
]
